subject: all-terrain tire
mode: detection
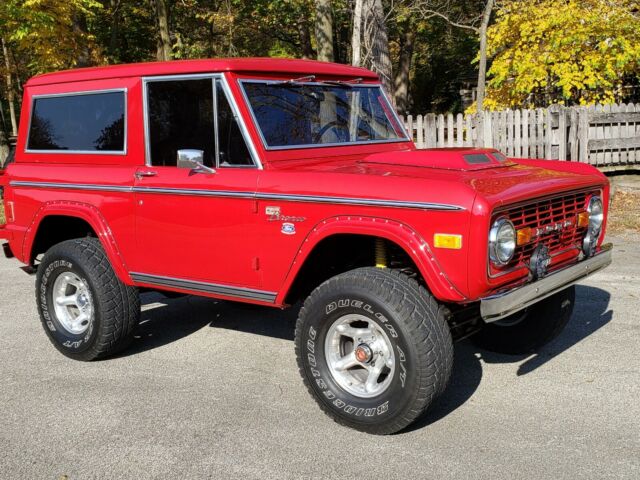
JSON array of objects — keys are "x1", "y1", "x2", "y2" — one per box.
[
  {"x1": 295, "y1": 267, "x2": 453, "y2": 435},
  {"x1": 36, "y1": 237, "x2": 140, "y2": 361},
  {"x1": 472, "y1": 286, "x2": 575, "y2": 355}
]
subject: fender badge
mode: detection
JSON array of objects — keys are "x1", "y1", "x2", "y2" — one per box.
[
  {"x1": 265, "y1": 206, "x2": 281, "y2": 216},
  {"x1": 281, "y1": 223, "x2": 296, "y2": 235}
]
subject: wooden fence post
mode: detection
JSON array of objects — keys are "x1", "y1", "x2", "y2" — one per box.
[
  {"x1": 465, "y1": 115, "x2": 473, "y2": 147},
  {"x1": 545, "y1": 107, "x2": 554, "y2": 159},
  {"x1": 557, "y1": 106, "x2": 567, "y2": 160},
  {"x1": 456, "y1": 113, "x2": 464, "y2": 147},
  {"x1": 483, "y1": 111, "x2": 493, "y2": 148},
  {"x1": 578, "y1": 108, "x2": 590, "y2": 163},
  {"x1": 425, "y1": 113, "x2": 437, "y2": 147},
  {"x1": 514, "y1": 109, "x2": 522, "y2": 157}
]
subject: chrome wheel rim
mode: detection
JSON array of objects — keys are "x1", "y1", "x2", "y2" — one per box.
[
  {"x1": 324, "y1": 314, "x2": 395, "y2": 398},
  {"x1": 52, "y1": 272, "x2": 93, "y2": 335}
]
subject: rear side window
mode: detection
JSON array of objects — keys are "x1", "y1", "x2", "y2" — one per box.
[{"x1": 27, "y1": 91, "x2": 125, "y2": 152}]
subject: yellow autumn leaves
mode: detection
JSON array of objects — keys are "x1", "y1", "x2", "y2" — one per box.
[{"x1": 484, "y1": 0, "x2": 640, "y2": 109}]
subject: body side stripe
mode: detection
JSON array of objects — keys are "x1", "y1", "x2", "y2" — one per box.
[{"x1": 9, "y1": 181, "x2": 465, "y2": 211}]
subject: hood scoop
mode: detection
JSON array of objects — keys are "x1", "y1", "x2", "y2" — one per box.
[{"x1": 361, "y1": 148, "x2": 514, "y2": 171}]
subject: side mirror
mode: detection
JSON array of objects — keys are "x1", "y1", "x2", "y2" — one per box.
[{"x1": 177, "y1": 149, "x2": 215, "y2": 174}]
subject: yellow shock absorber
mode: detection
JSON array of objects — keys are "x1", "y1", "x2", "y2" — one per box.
[{"x1": 375, "y1": 238, "x2": 387, "y2": 269}]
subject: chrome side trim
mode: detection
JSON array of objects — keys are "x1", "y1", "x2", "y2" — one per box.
[
  {"x1": 9, "y1": 181, "x2": 132, "y2": 193},
  {"x1": 25, "y1": 88, "x2": 128, "y2": 155},
  {"x1": 9, "y1": 181, "x2": 465, "y2": 211},
  {"x1": 130, "y1": 272, "x2": 277, "y2": 303},
  {"x1": 480, "y1": 243, "x2": 613, "y2": 322},
  {"x1": 253, "y1": 192, "x2": 465, "y2": 211},
  {"x1": 134, "y1": 186, "x2": 254, "y2": 199}
]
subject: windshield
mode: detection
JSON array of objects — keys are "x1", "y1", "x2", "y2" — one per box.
[{"x1": 240, "y1": 81, "x2": 407, "y2": 149}]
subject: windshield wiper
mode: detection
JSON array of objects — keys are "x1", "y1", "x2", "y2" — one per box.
[
  {"x1": 267, "y1": 76, "x2": 365, "y2": 87},
  {"x1": 319, "y1": 78, "x2": 364, "y2": 88},
  {"x1": 268, "y1": 75, "x2": 316, "y2": 86}
]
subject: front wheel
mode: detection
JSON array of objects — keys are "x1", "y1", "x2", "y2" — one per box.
[
  {"x1": 295, "y1": 268, "x2": 453, "y2": 435},
  {"x1": 36, "y1": 237, "x2": 140, "y2": 361},
  {"x1": 472, "y1": 286, "x2": 575, "y2": 355}
]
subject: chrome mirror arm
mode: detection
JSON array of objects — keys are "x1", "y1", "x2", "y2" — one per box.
[
  {"x1": 177, "y1": 149, "x2": 215, "y2": 174},
  {"x1": 192, "y1": 162, "x2": 216, "y2": 174}
]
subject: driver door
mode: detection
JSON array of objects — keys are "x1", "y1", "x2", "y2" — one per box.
[{"x1": 131, "y1": 76, "x2": 262, "y2": 291}]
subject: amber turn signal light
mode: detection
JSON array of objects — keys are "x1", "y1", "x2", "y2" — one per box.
[
  {"x1": 433, "y1": 233, "x2": 462, "y2": 249},
  {"x1": 577, "y1": 211, "x2": 590, "y2": 228},
  {"x1": 516, "y1": 227, "x2": 533, "y2": 246}
]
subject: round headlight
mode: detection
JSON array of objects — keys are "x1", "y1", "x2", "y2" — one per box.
[
  {"x1": 587, "y1": 195, "x2": 604, "y2": 234},
  {"x1": 489, "y1": 218, "x2": 516, "y2": 265}
]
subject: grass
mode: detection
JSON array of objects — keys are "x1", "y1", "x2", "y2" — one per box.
[{"x1": 608, "y1": 189, "x2": 640, "y2": 234}]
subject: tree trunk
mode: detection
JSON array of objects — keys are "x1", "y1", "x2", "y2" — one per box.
[
  {"x1": 364, "y1": 0, "x2": 394, "y2": 99},
  {"x1": 394, "y1": 27, "x2": 414, "y2": 113},
  {"x1": 1, "y1": 38, "x2": 18, "y2": 137},
  {"x1": 0, "y1": 120, "x2": 8, "y2": 167},
  {"x1": 351, "y1": 0, "x2": 363, "y2": 66},
  {"x1": 475, "y1": 0, "x2": 494, "y2": 146},
  {"x1": 153, "y1": 0, "x2": 172, "y2": 61},
  {"x1": 72, "y1": 12, "x2": 93, "y2": 67},
  {"x1": 109, "y1": 0, "x2": 121, "y2": 60},
  {"x1": 298, "y1": 13, "x2": 315, "y2": 59},
  {"x1": 315, "y1": 0, "x2": 334, "y2": 62},
  {"x1": 476, "y1": 0, "x2": 494, "y2": 114}
]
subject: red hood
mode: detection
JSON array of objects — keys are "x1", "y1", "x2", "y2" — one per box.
[
  {"x1": 361, "y1": 148, "x2": 513, "y2": 172},
  {"x1": 272, "y1": 149, "x2": 608, "y2": 211}
]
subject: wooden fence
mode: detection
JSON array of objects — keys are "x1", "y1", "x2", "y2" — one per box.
[{"x1": 401, "y1": 103, "x2": 640, "y2": 171}]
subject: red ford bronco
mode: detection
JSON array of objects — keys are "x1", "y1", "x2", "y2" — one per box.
[{"x1": 0, "y1": 58, "x2": 612, "y2": 434}]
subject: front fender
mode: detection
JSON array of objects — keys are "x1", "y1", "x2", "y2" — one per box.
[
  {"x1": 21, "y1": 201, "x2": 132, "y2": 284},
  {"x1": 276, "y1": 215, "x2": 469, "y2": 305}
]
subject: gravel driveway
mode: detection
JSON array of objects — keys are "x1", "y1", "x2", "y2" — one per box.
[{"x1": 0, "y1": 235, "x2": 638, "y2": 480}]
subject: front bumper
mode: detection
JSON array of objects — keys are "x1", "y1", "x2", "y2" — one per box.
[{"x1": 480, "y1": 243, "x2": 613, "y2": 322}]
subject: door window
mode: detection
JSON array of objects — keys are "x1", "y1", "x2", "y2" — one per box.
[
  {"x1": 215, "y1": 80, "x2": 253, "y2": 167},
  {"x1": 147, "y1": 79, "x2": 215, "y2": 167},
  {"x1": 145, "y1": 77, "x2": 254, "y2": 168}
]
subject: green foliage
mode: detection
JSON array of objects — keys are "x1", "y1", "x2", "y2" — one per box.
[
  {"x1": 1, "y1": 0, "x2": 638, "y2": 120},
  {"x1": 485, "y1": 0, "x2": 640, "y2": 109},
  {"x1": 1, "y1": 0, "x2": 105, "y2": 72}
]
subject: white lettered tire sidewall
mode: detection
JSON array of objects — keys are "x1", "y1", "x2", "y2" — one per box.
[
  {"x1": 300, "y1": 288, "x2": 420, "y2": 427},
  {"x1": 296, "y1": 267, "x2": 453, "y2": 434},
  {"x1": 38, "y1": 258, "x2": 99, "y2": 354},
  {"x1": 35, "y1": 237, "x2": 140, "y2": 361}
]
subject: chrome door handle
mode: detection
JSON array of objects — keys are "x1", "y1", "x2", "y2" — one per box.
[{"x1": 135, "y1": 170, "x2": 158, "y2": 179}]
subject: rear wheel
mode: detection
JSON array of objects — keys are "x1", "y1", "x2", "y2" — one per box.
[
  {"x1": 36, "y1": 237, "x2": 140, "y2": 361},
  {"x1": 295, "y1": 267, "x2": 453, "y2": 435},
  {"x1": 472, "y1": 286, "x2": 575, "y2": 355}
]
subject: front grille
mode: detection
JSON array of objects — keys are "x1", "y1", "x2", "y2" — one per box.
[{"x1": 494, "y1": 190, "x2": 594, "y2": 271}]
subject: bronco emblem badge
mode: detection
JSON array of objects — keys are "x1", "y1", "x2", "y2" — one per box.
[{"x1": 281, "y1": 223, "x2": 296, "y2": 235}]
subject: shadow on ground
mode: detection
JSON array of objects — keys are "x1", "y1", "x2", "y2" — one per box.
[{"x1": 122, "y1": 284, "x2": 612, "y2": 431}]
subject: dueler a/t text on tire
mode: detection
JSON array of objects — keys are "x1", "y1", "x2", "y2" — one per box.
[
  {"x1": 36, "y1": 237, "x2": 140, "y2": 361},
  {"x1": 295, "y1": 267, "x2": 453, "y2": 435}
]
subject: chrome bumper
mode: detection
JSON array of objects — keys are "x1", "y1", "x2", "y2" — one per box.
[{"x1": 480, "y1": 243, "x2": 613, "y2": 322}]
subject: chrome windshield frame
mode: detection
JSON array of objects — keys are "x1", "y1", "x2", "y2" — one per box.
[{"x1": 237, "y1": 79, "x2": 410, "y2": 151}]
